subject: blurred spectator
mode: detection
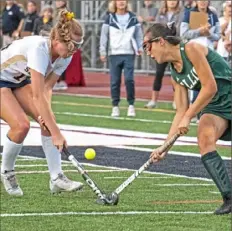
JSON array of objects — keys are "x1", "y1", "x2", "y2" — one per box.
[
  {"x1": 180, "y1": 0, "x2": 220, "y2": 50},
  {"x1": 182, "y1": 0, "x2": 196, "y2": 12},
  {"x1": 217, "y1": 1, "x2": 231, "y2": 61},
  {"x1": 100, "y1": 0, "x2": 143, "y2": 117},
  {"x1": 33, "y1": 5, "x2": 53, "y2": 36},
  {"x1": 20, "y1": 0, "x2": 39, "y2": 37},
  {"x1": 138, "y1": 1, "x2": 158, "y2": 29},
  {"x1": 144, "y1": 0, "x2": 183, "y2": 109},
  {"x1": 1, "y1": 0, "x2": 25, "y2": 47}
]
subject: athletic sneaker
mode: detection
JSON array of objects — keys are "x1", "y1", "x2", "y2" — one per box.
[
  {"x1": 50, "y1": 173, "x2": 84, "y2": 193},
  {"x1": 214, "y1": 197, "x2": 232, "y2": 215},
  {"x1": 1, "y1": 171, "x2": 23, "y2": 196},
  {"x1": 144, "y1": 100, "x2": 156, "y2": 109},
  {"x1": 111, "y1": 106, "x2": 120, "y2": 117},
  {"x1": 127, "y1": 105, "x2": 136, "y2": 117}
]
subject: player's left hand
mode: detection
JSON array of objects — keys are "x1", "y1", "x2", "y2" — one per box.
[{"x1": 178, "y1": 116, "x2": 190, "y2": 135}]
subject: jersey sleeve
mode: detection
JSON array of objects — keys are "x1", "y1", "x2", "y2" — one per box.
[
  {"x1": 27, "y1": 47, "x2": 50, "y2": 76},
  {"x1": 53, "y1": 57, "x2": 72, "y2": 76}
]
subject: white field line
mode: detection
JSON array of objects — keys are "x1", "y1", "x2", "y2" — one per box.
[
  {"x1": 54, "y1": 111, "x2": 197, "y2": 127},
  {"x1": 104, "y1": 176, "x2": 172, "y2": 179},
  {"x1": 15, "y1": 156, "x2": 213, "y2": 182},
  {"x1": 0, "y1": 210, "x2": 213, "y2": 217},
  {"x1": 108, "y1": 146, "x2": 231, "y2": 160},
  {"x1": 16, "y1": 155, "x2": 213, "y2": 182},
  {"x1": 15, "y1": 164, "x2": 71, "y2": 167},
  {"x1": 52, "y1": 92, "x2": 169, "y2": 103},
  {"x1": 15, "y1": 169, "x2": 128, "y2": 174}
]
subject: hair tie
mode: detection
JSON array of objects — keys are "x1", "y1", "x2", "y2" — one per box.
[{"x1": 66, "y1": 12, "x2": 75, "y2": 21}]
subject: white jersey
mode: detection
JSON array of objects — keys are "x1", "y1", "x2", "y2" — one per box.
[{"x1": 0, "y1": 36, "x2": 72, "y2": 83}]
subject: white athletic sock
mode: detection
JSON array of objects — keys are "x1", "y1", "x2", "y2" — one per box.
[
  {"x1": 1, "y1": 136, "x2": 23, "y2": 173},
  {"x1": 41, "y1": 135, "x2": 63, "y2": 180}
]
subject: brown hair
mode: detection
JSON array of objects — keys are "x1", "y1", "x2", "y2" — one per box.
[
  {"x1": 50, "y1": 9, "x2": 83, "y2": 43},
  {"x1": 159, "y1": 0, "x2": 181, "y2": 15}
]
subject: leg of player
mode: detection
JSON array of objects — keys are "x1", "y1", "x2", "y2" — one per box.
[
  {"x1": 198, "y1": 114, "x2": 231, "y2": 215},
  {"x1": 13, "y1": 85, "x2": 83, "y2": 193},
  {"x1": 0, "y1": 88, "x2": 30, "y2": 196}
]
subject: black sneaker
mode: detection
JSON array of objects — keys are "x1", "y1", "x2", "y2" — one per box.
[{"x1": 214, "y1": 198, "x2": 232, "y2": 215}]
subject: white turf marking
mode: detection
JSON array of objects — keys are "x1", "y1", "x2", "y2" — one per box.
[
  {"x1": 55, "y1": 111, "x2": 198, "y2": 127},
  {"x1": 16, "y1": 154, "x2": 213, "y2": 182},
  {"x1": 108, "y1": 146, "x2": 231, "y2": 160},
  {"x1": 15, "y1": 164, "x2": 71, "y2": 167},
  {"x1": 104, "y1": 176, "x2": 172, "y2": 179},
  {"x1": 0, "y1": 211, "x2": 213, "y2": 217},
  {"x1": 151, "y1": 184, "x2": 214, "y2": 187},
  {"x1": 209, "y1": 191, "x2": 221, "y2": 194},
  {"x1": 16, "y1": 169, "x2": 126, "y2": 174}
]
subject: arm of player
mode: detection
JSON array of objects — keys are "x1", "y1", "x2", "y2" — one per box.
[
  {"x1": 183, "y1": 43, "x2": 217, "y2": 120},
  {"x1": 30, "y1": 69, "x2": 66, "y2": 151},
  {"x1": 150, "y1": 80, "x2": 189, "y2": 162},
  {"x1": 168, "y1": 79, "x2": 189, "y2": 137},
  {"x1": 44, "y1": 72, "x2": 59, "y2": 105}
]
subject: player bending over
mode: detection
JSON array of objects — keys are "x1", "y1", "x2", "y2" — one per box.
[
  {"x1": 0, "y1": 10, "x2": 84, "y2": 196},
  {"x1": 143, "y1": 22, "x2": 231, "y2": 215}
]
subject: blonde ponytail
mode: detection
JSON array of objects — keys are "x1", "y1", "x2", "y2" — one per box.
[{"x1": 50, "y1": 10, "x2": 83, "y2": 42}]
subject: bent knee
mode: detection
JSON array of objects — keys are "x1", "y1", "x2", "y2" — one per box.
[
  {"x1": 198, "y1": 132, "x2": 216, "y2": 154},
  {"x1": 13, "y1": 119, "x2": 30, "y2": 136}
]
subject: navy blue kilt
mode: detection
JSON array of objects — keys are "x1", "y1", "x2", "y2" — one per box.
[{"x1": 0, "y1": 79, "x2": 31, "y2": 90}]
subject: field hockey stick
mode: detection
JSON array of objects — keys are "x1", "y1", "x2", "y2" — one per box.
[
  {"x1": 62, "y1": 147, "x2": 119, "y2": 205},
  {"x1": 38, "y1": 117, "x2": 118, "y2": 205},
  {"x1": 113, "y1": 133, "x2": 181, "y2": 195}
]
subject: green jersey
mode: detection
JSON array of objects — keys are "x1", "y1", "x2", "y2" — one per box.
[
  {"x1": 171, "y1": 42, "x2": 232, "y2": 91},
  {"x1": 171, "y1": 42, "x2": 232, "y2": 141}
]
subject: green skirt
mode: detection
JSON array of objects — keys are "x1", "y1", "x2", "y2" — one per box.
[{"x1": 201, "y1": 79, "x2": 231, "y2": 141}]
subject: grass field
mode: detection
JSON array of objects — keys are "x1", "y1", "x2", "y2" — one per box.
[{"x1": 1, "y1": 94, "x2": 231, "y2": 231}]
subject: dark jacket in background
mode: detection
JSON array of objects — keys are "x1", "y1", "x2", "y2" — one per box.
[
  {"x1": 33, "y1": 17, "x2": 53, "y2": 35},
  {"x1": 2, "y1": 3, "x2": 25, "y2": 36},
  {"x1": 23, "y1": 11, "x2": 39, "y2": 32}
]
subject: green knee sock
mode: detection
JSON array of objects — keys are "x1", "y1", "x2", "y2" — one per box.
[{"x1": 201, "y1": 151, "x2": 231, "y2": 200}]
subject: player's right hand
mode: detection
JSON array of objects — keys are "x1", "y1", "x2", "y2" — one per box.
[{"x1": 52, "y1": 133, "x2": 67, "y2": 153}]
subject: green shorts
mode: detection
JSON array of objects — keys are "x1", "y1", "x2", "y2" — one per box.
[{"x1": 201, "y1": 79, "x2": 231, "y2": 141}]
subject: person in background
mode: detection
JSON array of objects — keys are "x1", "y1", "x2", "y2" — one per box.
[
  {"x1": 100, "y1": 0, "x2": 143, "y2": 117},
  {"x1": 180, "y1": 0, "x2": 220, "y2": 50},
  {"x1": 182, "y1": 0, "x2": 196, "y2": 13},
  {"x1": 144, "y1": 0, "x2": 183, "y2": 109},
  {"x1": 20, "y1": 0, "x2": 39, "y2": 37},
  {"x1": 33, "y1": 5, "x2": 53, "y2": 36},
  {"x1": 138, "y1": 0, "x2": 158, "y2": 27},
  {"x1": 1, "y1": 0, "x2": 25, "y2": 47},
  {"x1": 217, "y1": 1, "x2": 231, "y2": 62}
]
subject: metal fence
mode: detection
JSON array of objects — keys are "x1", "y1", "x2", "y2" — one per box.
[{"x1": 79, "y1": 20, "x2": 158, "y2": 74}]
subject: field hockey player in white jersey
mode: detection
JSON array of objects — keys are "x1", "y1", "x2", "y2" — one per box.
[{"x1": 0, "y1": 10, "x2": 84, "y2": 196}]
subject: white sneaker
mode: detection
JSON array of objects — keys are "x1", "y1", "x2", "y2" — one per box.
[
  {"x1": 50, "y1": 173, "x2": 84, "y2": 193},
  {"x1": 1, "y1": 171, "x2": 23, "y2": 196},
  {"x1": 144, "y1": 101, "x2": 156, "y2": 109},
  {"x1": 111, "y1": 106, "x2": 120, "y2": 117},
  {"x1": 58, "y1": 81, "x2": 68, "y2": 90},
  {"x1": 127, "y1": 105, "x2": 136, "y2": 117}
]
